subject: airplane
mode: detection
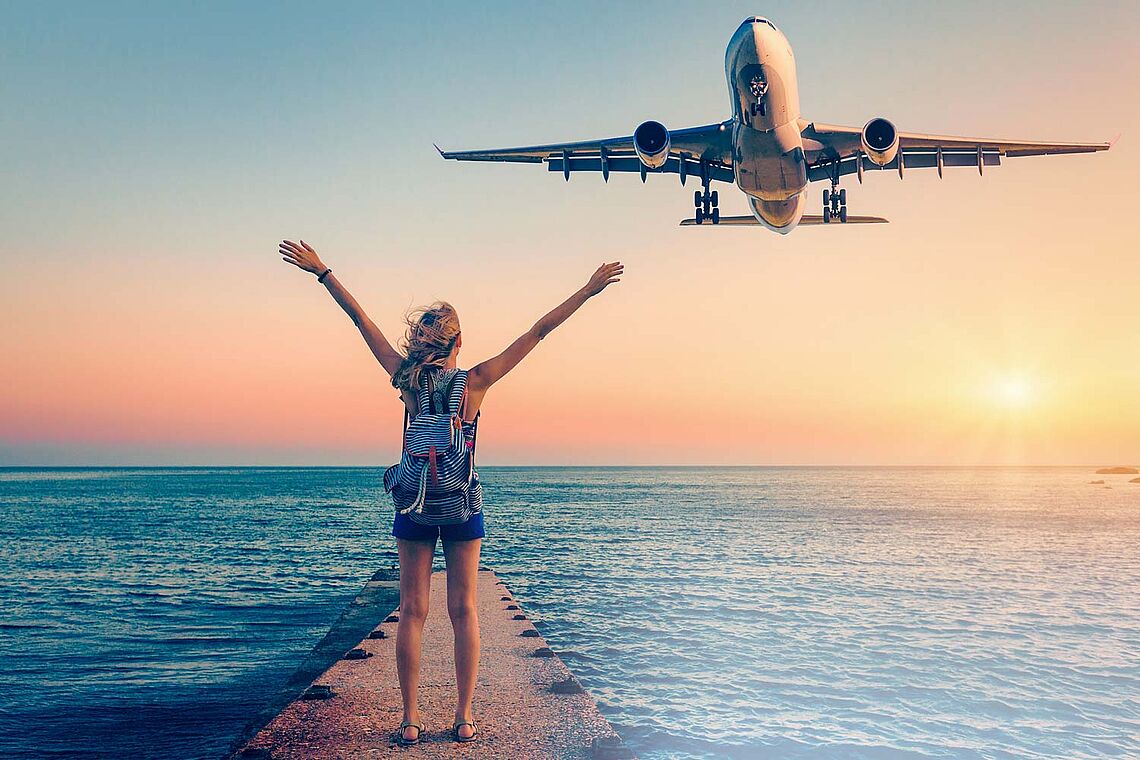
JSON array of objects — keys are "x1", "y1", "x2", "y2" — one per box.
[{"x1": 438, "y1": 15, "x2": 1112, "y2": 235}]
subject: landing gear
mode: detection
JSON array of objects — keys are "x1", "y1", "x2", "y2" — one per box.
[
  {"x1": 693, "y1": 189, "x2": 719, "y2": 223},
  {"x1": 695, "y1": 207, "x2": 720, "y2": 225},
  {"x1": 822, "y1": 176, "x2": 849, "y2": 224},
  {"x1": 693, "y1": 165, "x2": 720, "y2": 224}
]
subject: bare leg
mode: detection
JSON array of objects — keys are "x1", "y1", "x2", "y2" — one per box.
[
  {"x1": 395, "y1": 537, "x2": 435, "y2": 743},
  {"x1": 442, "y1": 538, "x2": 482, "y2": 739}
]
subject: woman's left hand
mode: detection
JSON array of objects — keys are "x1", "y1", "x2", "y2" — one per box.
[
  {"x1": 582, "y1": 261, "x2": 624, "y2": 298},
  {"x1": 280, "y1": 239, "x2": 327, "y2": 276}
]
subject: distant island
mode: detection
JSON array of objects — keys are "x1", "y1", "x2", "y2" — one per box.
[{"x1": 1095, "y1": 466, "x2": 1138, "y2": 475}]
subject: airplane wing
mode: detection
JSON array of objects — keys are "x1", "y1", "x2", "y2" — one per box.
[
  {"x1": 680, "y1": 214, "x2": 889, "y2": 226},
  {"x1": 438, "y1": 121, "x2": 737, "y2": 184},
  {"x1": 801, "y1": 122, "x2": 1112, "y2": 182}
]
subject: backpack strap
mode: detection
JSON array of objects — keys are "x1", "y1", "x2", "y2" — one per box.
[
  {"x1": 468, "y1": 409, "x2": 480, "y2": 463},
  {"x1": 400, "y1": 405, "x2": 410, "y2": 453},
  {"x1": 417, "y1": 369, "x2": 465, "y2": 417},
  {"x1": 400, "y1": 371, "x2": 438, "y2": 455},
  {"x1": 417, "y1": 371, "x2": 433, "y2": 415},
  {"x1": 447, "y1": 370, "x2": 468, "y2": 417}
]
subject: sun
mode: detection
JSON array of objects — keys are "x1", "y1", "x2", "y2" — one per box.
[{"x1": 992, "y1": 375, "x2": 1035, "y2": 409}]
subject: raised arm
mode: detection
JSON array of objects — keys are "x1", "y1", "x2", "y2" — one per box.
[
  {"x1": 279, "y1": 239, "x2": 403, "y2": 377},
  {"x1": 468, "y1": 261, "x2": 623, "y2": 394}
]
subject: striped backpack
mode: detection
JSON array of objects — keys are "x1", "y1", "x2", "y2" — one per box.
[{"x1": 383, "y1": 368, "x2": 482, "y2": 525}]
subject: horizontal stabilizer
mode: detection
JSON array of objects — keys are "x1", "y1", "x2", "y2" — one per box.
[
  {"x1": 799, "y1": 214, "x2": 889, "y2": 226},
  {"x1": 680, "y1": 214, "x2": 889, "y2": 226}
]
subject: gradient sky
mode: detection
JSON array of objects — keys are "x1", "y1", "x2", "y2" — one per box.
[{"x1": 2, "y1": 1, "x2": 1138, "y2": 465}]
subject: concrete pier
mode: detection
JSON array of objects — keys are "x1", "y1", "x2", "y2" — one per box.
[{"x1": 233, "y1": 568, "x2": 634, "y2": 759}]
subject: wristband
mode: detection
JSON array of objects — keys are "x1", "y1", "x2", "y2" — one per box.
[{"x1": 317, "y1": 268, "x2": 332, "y2": 283}]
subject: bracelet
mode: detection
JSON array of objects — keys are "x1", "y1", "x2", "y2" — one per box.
[{"x1": 317, "y1": 268, "x2": 332, "y2": 283}]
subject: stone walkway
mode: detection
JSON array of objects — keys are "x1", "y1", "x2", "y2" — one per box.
[{"x1": 234, "y1": 568, "x2": 634, "y2": 759}]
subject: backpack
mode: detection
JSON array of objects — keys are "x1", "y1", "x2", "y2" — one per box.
[{"x1": 382, "y1": 368, "x2": 482, "y2": 525}]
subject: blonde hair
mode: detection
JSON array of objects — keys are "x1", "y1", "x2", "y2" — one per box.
[{"x1": 392, "y1": 301, "x2": 461, "y2": 392}]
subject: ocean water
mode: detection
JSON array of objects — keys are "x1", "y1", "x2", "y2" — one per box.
[{"x1": 1, "y1": 467, "x2": 1137, "y2": 759}]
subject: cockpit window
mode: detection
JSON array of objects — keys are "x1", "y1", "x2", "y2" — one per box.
[{"x1": 744, "y1": 16, "x2": 777, "y2": 30}]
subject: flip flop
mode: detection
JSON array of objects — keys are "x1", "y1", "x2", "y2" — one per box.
[
  {"x1": 452, "y1": 719, "x2": 478, "y2": 743},
  {"x1": 396, "y1": 720, "x2": 424, "y2": 746}
]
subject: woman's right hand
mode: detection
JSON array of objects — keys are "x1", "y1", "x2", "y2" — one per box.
[
  {"x1": 582, "y1": 261, "x2": 624, "y2": 298},
  {"x1": 279, "y1": 239, "x2": 327, "y2": 276}
]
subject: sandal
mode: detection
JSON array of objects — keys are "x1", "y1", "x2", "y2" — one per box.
[
  {"x1": 452, "y1": 719, "x2": 478, "y2": 743},
  {"x1": 395, "y1": 720, "x2": 424, "y2": 746}
]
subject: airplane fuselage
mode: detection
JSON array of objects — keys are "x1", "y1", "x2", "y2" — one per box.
[{"x1": 725, "y1": 17, "x2": 808, "y2": 233}]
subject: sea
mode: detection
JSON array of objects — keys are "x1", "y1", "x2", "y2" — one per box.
[{"x1": 0, "y1": 466, "x2": 1137, "y2": 759}]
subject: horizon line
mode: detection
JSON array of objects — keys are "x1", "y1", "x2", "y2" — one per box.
[{"x1": 0, "y1": 463, "x2": 1132, "y2": 470}]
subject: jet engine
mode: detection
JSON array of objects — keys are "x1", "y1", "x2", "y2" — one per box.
[
  {"x1": 633, "y1": 120, "x2": 671, "y2": 169},
  {"x1": 860, "y1": 118, "x2": 899, "y2": 166}
]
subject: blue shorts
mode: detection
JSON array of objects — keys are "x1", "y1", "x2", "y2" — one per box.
[{"x1": 392, "y1": 510, "x2": 485, "y2": 543}]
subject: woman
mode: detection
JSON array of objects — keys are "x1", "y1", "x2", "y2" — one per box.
[{"x1": 278, "y1": 239, "x2": 623, "y2": 745}]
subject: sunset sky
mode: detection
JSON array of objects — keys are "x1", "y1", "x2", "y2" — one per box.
[{"x1": 2, "y1": 1, "x2": 1138, "y2": 466}]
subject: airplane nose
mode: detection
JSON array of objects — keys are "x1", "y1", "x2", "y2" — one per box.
[{"x1": 731, "y1": 17, "x2": 766, "y2": 47}]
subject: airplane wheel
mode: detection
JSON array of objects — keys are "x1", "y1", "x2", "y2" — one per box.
[
  {"x1": 823, "y1": 189, "x2": 830, "y2": 207},
  {"x1": 695, "y1": 208, "x2": 705, "y2": 224},
  {"x1": 694, "y1": 191, "x2": 702, "y2": 208},
  {"x1": 712, "y1": 208, "x2": 720, "y2": 224},
  {"x1": 711, "y1": 190, "x2": 719, "y2": 207},
  {"x1": 839, "y1": 188, "x2": 847, "y2": 205},
  {"x1": 823, "y1": 207, "x2": 831, "y2": 224},
  {"x1": 839, "y1": 206, "x2": 848, "y2": 223}
]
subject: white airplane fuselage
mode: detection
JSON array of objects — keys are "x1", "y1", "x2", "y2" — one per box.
[{"x1": 725, "y1": 17, "x2": 808, "y2": 233}]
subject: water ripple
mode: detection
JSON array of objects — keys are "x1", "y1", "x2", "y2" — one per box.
[{"x1": 1, "y1": 466, "x2": 1137, "y2": 759}]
